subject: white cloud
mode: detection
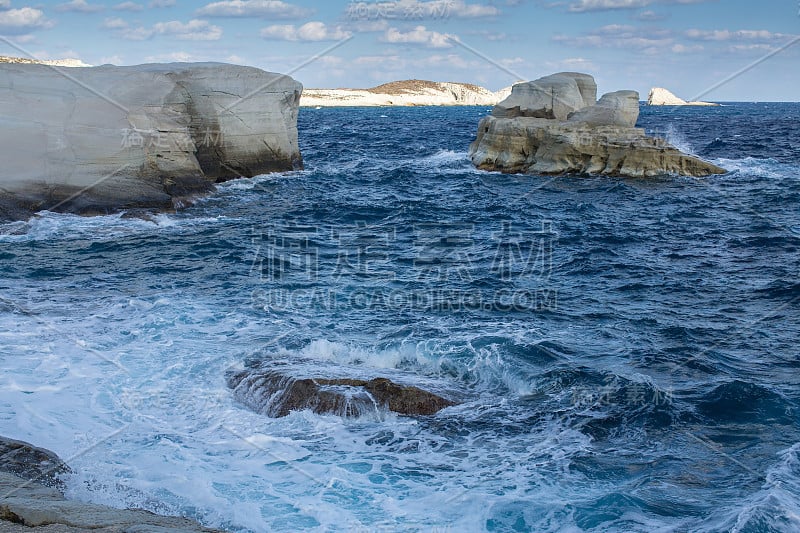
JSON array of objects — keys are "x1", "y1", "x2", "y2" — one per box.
[
  {"x1": 729, "y1": 44, "x2": 776, "y2": 53},
  {"x1": 671, "y1": 43, "x2": 703, "y2": 53},
  {"x1": 545, "y1": 57, "x2": 597, "y2": 71},
  {"x1": 144, "y1": 51, "x2": 197, "y2": 62},
  {"x1": 113, "y1": 1, "x2": 144, "y2": 11},
  {"x1": 153, "y1": 19, "x2": 223, "y2": 40},
  {"x1": 196, "y1": 0, "x2": 313, "y2": 19},
  {"x1": 260, "y1": 21, "x2": 351, "y2": 41},
  {"x1": 101, "y1": 16, "x2": 129, "y2": 29},
  {"x1": 344, "y1": 0, "x2": 499, "y2": 20},
  {"x1": 0, "y1": 0, "x2": 10, "y2": 8},
  {"x1": 382, "y1": 25, "x2": 454, "y2": 48},
  {"x1": 113, "y1": 19, "x2": 223, "y2": 40},
  {"x1": 633, "y1": 9, "x2": 666, "y2": 20},
  {"x1": 553, "y1": 24, "x2": 673, "y2": 53},
  {"x1": 56, "y1": 0, "x2": 105, "y2": 13},
  {"x1": 566, "y1": 0, "x2": 712, "y2": 12},
  {"x1": 119, "y1": 26, "x2": 153, "y2": 40},
  {"x1": 0, "y1": 7, "x2": 53, "y2": 34},
  {"x1": 684, "y1": 29, "x2": 794, "y2": 42}
]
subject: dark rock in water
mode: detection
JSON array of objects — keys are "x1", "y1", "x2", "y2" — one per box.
[
  {"x1": 227, "y1": 366, "x2": 455, "y2": 418},
  {"x1": 0, "y1": 437, "x2": 71, "y2": 491}
]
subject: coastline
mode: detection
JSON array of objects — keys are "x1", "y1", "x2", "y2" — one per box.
[{"x1": 0, "y1": 436, "x2": 220, "y2": 532}]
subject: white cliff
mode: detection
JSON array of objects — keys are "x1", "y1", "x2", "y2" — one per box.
[
  {"x1": 0, "y1": 55, "x2": 91, "y2": 67},
  {"x1": 301, "y1": 80, "x2": 511, "y2": 107},
  {"x1": 647, "y1": 87, "x2": 718, "y2": 106},
  {"x1": 0, "y1": 62, "x2": 302, "y2": 220}
]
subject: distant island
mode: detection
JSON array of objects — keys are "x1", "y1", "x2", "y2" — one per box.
[
  {"x1": 0, "y1": 55, "x2": 90, "y2": 68},
  {"x1": 300, "y1": 79, "x2": 513, "y2": 107},
  {"x1": 647, "y1": 87, "x2": 719, "y2": 106}
]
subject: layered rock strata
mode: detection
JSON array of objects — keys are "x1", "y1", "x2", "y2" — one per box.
[{"x1": 469, "y1": 72, "x2": 726, "y2": 177}]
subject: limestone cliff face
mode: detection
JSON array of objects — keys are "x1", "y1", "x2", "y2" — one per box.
[
  {"x1": 647, "y1": 87, "x2": 718, "y2": 106},
  {"x1": 469, "y1": 73, "x2": 726, "y2": 178},
  {"x1": 0, "y1": 62, "x2": 302, "y2": 220},
  {"x1": 301, "y1": 79, "x2": 511, "y2": 107}
]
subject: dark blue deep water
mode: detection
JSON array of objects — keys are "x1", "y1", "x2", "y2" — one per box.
[{"x1": 0, "y1": 103, "x2": 798, "y2": 532}]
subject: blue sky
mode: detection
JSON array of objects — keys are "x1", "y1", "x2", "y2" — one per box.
[{"x1": 0, "y1": 0, "x2": 797, "y2": 100}]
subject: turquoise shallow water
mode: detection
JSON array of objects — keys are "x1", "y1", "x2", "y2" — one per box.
[{"x1": 0, "y1": 104, "x2": 799, "y2": 532}]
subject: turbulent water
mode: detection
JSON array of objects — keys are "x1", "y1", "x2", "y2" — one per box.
[{"x1": 1, "y1": 103, "x2": 799, "y2": 532}]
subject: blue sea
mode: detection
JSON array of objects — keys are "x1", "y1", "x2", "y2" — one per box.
[{"x1": 1, "y1": 103, "x2": 799, "y2": 532}]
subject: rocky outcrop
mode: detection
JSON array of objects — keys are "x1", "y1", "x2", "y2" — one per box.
[
  {"x1": 567, "y1": 90, "x2": 639, "y2": 128},
  {"x1": 0, "y1": 437, "x2": 70, "y2": 491},
  {"x1": 492, "y1": 72, "x2": 596, "y2": 120},
  {"x1": 0, "y1": 62, "x2": 302, "y2": 221},
  {"x1": 0, "y1": 438, "x2": 218, "y2": 532},
  {"x1": 227, "y1": 363, "x2": 455, "y2": 417},
  {"x1": 647, "y1": 87, "x2": 718, "y2": 106},
  {"x1": 469, "y1": 73, "x2": 726, "y2": 178},
  {"x1": 301, "y1": 79, "x2": 511, "y2": 107}
]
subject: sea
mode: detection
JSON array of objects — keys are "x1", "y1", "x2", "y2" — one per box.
[{"x1": 0, "y1": 103, "x2": 798, "y2": 532}]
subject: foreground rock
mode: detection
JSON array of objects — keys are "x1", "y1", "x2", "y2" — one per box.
[
  {"x1": 0, "y1": 62, "x2": 302, "y2": 221},
  {"x1": 0, "y1": 438, "x2": 218, "y2": 532},
  {"x1": 301, "y1": 79, "x2": 511, "y2": 107},
  {"x1": 647, "y1": 87, "x2": 718, "y2": 106},
  {"x1": 0, "y1": 437, "x2": 70, "y2": 491},
  {"x1": 469, "y1": 72, "x2": 725, "y2": 178},
  {"x1": 228, "y1": 363, "x2": 455, "y2": 417}
]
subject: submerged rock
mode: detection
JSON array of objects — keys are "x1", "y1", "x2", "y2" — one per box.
[
  {"x1": 0, "y1": 62, "x2": 302, "y2": 221},
  {"x1": 227, "y1": 364, "x2": 455, "y2": 417},
  {"x1": 470, "y1": 73, "x2": 725, "y2": 178}
]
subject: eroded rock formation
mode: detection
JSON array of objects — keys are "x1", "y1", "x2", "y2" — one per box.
[
  {"x1": 469, "y1": 73, "x2": 726, "y2": 178},
  {"x1": 0, "y1": 62, "x2": 302, "y2": 220}
]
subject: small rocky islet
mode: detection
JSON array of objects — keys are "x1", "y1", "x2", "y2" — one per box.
[{"x1": 468, "y1": 72, "x2": 726, "y2": 177}]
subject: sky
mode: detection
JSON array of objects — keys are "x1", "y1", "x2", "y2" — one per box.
[{"x1": 0, "y1": 0, "x2": 797, "y2": 100}]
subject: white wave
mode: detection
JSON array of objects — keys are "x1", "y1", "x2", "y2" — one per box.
[
  {"x1": 664, "y1": 123, "x2": 696, "y2": 155},
  {"x1": 0, "y1": 210, "x2": 230, "y2": 243},
  {"x1": 712, "y1": 156, "x2": 789, "y2": 180}
]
